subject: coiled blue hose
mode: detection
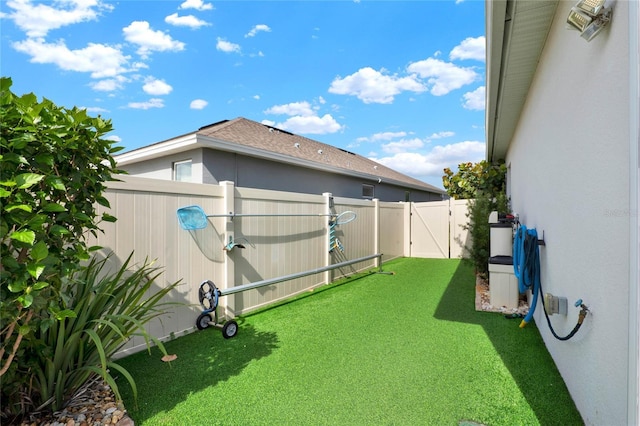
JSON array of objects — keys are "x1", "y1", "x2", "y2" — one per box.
[{"x1": 513, "y1": 224, "x2": 540, "y2": 327}]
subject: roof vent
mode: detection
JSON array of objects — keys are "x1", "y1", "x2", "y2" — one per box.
[
  {"x1": 317, "y1": 149, "x2": 323, "y2": 154},
  {"x1": 373, "y1": 165, "x2": 378, "y2": 169},
  {"x1": 269, "y1": 128, "x2": 274, "y2": 133},
  {"x1": 294, "y1": 143, "x2": 300, "y2": 148}
]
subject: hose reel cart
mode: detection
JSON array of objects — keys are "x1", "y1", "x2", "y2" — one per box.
[{"x1": 177, "y1": 204, "x2": 380, "y2": 339}]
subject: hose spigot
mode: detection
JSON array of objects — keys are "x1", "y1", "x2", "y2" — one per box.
[{"x1": 575, "y1": 299, "x2": 590, "y2": 324}]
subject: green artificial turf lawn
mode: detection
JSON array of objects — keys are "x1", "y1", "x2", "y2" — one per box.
[{"x1": 117, "y1": 258, "x2": 583, "y2": 425}]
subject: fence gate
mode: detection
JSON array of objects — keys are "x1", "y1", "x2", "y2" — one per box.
[{"x1": 409, "y1": 199, "x2": 470, "y2": 259}]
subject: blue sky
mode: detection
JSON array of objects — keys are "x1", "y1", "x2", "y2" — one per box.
[{"x1": 1, "y1": 0, "x2": 486, "y2": 189}]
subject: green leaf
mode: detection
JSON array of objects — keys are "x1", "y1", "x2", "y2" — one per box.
[
  {"x1": 27, "y1": 263, "x2": 46, "y2": 279},
  {"x1": 45, "y1": 176, "x2": 66, "y2": 191},
  {"x1": 31, "y1": 241, "x2": 49, "y2": 261},
  {"x1": 53, "y1": 309, "x2": 77, "y2": 320},
  {"x1": 42, "y1": 203, "x2": 66, "y2": 213},
  {"x1": 35, "y1": 153, "x2": 54, "y2": 167},
  {"x1": 17, "y1": 294, "x2": 34, "y2": 308},
  {"x1": 101, "y1": 213, "x2": 117, "y2": 223},
  {"x1": 50, "y1": 225, "x2": 71, "y2": 235},
  {"x1": 33, "y1": 281, "x2": 50, "y2": 290},
  {"x1": 0, "y1": 188, "x2": 11, "y2": 197},
  {"x1": 5, "y1": 204, "x2": 32, "y2": 213},
  {"x1": 10, "y1": 229, "x2": 36, "y2": 244},
  {"x1": 15, "y1": 173, "x2": 44, "y2": 189},
  {"x1": 27, "y1": 214, "x2": 47, "y2": 229},
  {"x1": 18, "y1": 325, "x2": 32, "y2": 336},
  {"x1": 96, "y1": 195, "x2": 110, "y2": 208},
  {"x1": 8, "y1": 280, "x2": 27, "y2": 293}
]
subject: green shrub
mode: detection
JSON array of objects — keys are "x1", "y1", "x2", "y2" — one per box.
[
  {"x1": 443, "y1": 161, "x2": 509, "y2": 274},
  {"x1": 0, "y1": 77, "x2": 181, "y2": 421},
  {"x1": 1, "y1": 76, "x2": 124, "y2": 380},
  {"x1": 465, "y1": 191, "x2": 510, "y2": 275}
]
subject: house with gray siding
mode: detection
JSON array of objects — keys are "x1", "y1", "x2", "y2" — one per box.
[{"x1": 115, "y1": 117, "x2": 445, "y2": 202}]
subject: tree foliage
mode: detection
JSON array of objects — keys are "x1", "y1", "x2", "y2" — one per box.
[
  {"x1": 442, "y1": 160, "x2": 507, "y2": 200},
  {"x1": 0, "y1": 76, "x2": 123, "y2": 378},
  {"x1": 1, "y1": 78, "x2": 183, "y2": 421},
  {"x1": 443, "y1": 161, "x2": 509, "y2": 274}
]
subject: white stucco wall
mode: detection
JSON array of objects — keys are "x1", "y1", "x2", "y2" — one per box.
[{"x1": 506, "y1": 2, "x2": 630, "y2": 424}]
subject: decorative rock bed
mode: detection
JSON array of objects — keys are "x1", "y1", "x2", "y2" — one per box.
[
  {"x1": 475, "y1": 274, "x2": 529, "y2": 316},
  {"x1": 18, "y1": 377, "x2": 133, "y2": 426}
]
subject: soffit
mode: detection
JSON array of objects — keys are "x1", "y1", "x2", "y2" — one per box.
[{"x1": 486, "y1": 0, "x2": 558, "y2": 162}]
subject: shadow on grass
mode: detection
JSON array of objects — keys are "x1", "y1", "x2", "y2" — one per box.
[
  {"x1": 434, "y1": 261, "x2": 582, "y2": 425},
  {"x1": 116, "y1": 323, "x2": 279, "y2": 423}
]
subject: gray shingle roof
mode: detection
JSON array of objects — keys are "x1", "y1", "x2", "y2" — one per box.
[{"x1": 198, "y1": 117, "x2": 444, "y2": 194}]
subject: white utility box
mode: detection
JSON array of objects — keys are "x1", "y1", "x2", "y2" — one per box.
[{"x1": 488, "y1": 262, "x2": 519, "y2": 309}]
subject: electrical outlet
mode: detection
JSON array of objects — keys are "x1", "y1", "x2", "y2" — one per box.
[
  {"x1": 544, "y1": 293, "x2": 568, "y2": 315},
  {"x1": 544, "y1": 293, "x2": 559, "y2": 315}
]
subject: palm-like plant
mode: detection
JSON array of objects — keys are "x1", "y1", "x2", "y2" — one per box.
[{"x1": 10, "y1": 253, "x2": 181, "y2": 418}]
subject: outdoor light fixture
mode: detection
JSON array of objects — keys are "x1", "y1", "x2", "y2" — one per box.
[{"x1": 567, "y1": 0, "x2": 613, "y2": 42}]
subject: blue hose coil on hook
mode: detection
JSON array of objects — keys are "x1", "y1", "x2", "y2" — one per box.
[{"x1": 513, "y1": 224, "x2": 540, "y2": 327}]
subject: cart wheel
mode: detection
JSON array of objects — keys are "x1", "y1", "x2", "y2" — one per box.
[
  {"x1": 222, "y1": 320, "x2": 238, "y2": 339},
  {"x1": 196, "y1": 313, "x2": 212, "y2": 330},
  {"x1": 198, "y1": 280, "x2": 218, "y2": 311}
]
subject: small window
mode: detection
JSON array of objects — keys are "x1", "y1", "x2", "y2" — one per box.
[
  {"x1": 173, "y1": 160, "x2": 192, "y2": 182},
  {"x1": 362, "y1": 184, "x2": 374, "y2": 199}
]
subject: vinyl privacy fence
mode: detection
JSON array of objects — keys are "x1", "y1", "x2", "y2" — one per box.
[{"x1": 89, "y1": 176, "x2": 468, "y2": 357}]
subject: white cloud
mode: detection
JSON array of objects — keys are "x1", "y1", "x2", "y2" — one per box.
[
  {"x1": 90, "y1": 76, "x2": 129, "y2": 91},
  {"x1": 142, "y1": 77, "x2": 172, "y2": 95},
  {"x1": 83, "y1": 106, "x2": 109, "y2": 113},
  {"x1": 371, "y1": 131, "x2": 408, "y2": 142},
  {"x1": 406, "y1": 58, "x2": 478, "y2": 96},
  {"x1": 123, "y1": 21, "x2": 185, "y2": 58},
  {"x1": 462, "y1": 86, "x2": 485, "y2": 110},
  {"x1": 253, "y1": 95, "x2": 260, "y2": 100},
  {"x1": 13, "y1": 37, "x2": 131, "y2": 79},
  {"x1": 216, "y1": 37, "x2": 241, "y2": 53},
  {"x1": 370, "y1": 141, "x2": 485, "y2": 178},
  {"x1": 381, "y1": 138, "x2": 425, "y2": 154},
  {"x1": 245, "y1": 24, "x2": 271, "y2": 38},
  {"x1": 104, "y1": 134, "x2": 121, "y2": 142},
  {"x1": 179, "y1": 0, "x2": 213, "y2": 11},
  {"x1": 190, "y1": 99, "x2": 208, "y2": 109},
  {"x1": 329, "y1": 67, "x2": 426, "y2": 104},
  {"x1": 165, "y1": 13, "x2": 210, "y2": 29},
  {"x1": 264, "y1": 101, "x2": 315, "y2": 117},
  {"x1": 273, "y1": 114, "x2": 344, "y2": 135},
  {"x1": 450, "y1": 36, "x2": 486, "y2": 62},
  {"x1": 127, "y1": 98, "x2": 164, "y2": 109},
  {"x1": 428, "y1": 131, "x2": 455, "y2": 140},
  {"x1": 2, "y1": 0, "x2": 112, "y2": 38}
]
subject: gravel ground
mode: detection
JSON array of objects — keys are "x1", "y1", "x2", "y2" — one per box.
[
  {"x1": 18, "y1": 377, "x2": 133, "y2": 426},
  {"x1": 475, "y1": 274, "x2": 530, "y2": 316}
]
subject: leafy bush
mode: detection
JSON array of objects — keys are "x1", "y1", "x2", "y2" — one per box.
[
  {"x1": 1, "y1": 76, "x2": 124, "y2": 378},
  {"x1": 443, "y1": 161, "x2": 509, "y2": 274},
  {"x1": 0, "y1": 77, "x2": 180, "y2": 421},
  {"x1": 443, "y1": 160, "x2": 507, "y2": 200},
  {"x1": 466, "y1": 191, "x2": 509, "y2": 275}
]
